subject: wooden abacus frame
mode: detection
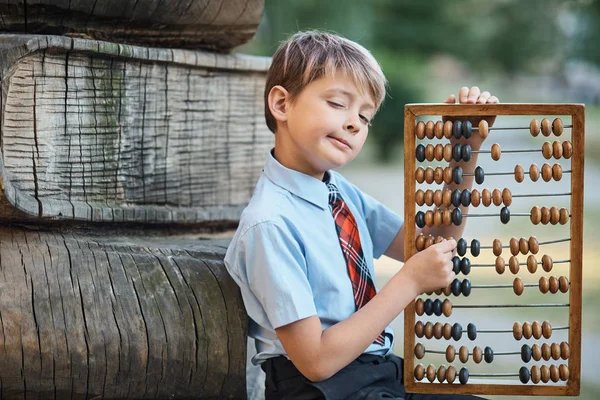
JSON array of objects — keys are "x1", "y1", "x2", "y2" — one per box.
[{"x1": 403, "y1": 104, "x2": 584, "y2": 396}]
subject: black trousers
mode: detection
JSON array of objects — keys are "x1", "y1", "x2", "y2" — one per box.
[{"x1": 260, "y1": 354, "x2": 486, "y2": 400}]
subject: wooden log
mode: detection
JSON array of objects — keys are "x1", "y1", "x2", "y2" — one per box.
[
  {"x1": 0, "y1": 0, "x2": 264, "y2": 51},
  {"x1": 0, "y1": 34, "x2": 273, "y2": 224},
  {"x1": 0, "y1": 226, "x2": 246, "y2": 399}
]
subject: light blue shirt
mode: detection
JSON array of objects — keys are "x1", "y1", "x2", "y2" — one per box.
[{"x1": 224, "y1": 150, "x2": 404, "y2": 365}]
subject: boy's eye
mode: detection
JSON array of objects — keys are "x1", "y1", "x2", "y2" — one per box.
[
  {"x1": 328, "y1": 101, "x2": 344, "y2": 108},
  {"x1": 360, "y1": 115, "x2": 371, "y2": 125}
]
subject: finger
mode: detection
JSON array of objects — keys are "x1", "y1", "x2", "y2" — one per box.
[
  {"x1": 445, "y1": 94, "x2": 456, "y2": 104},
  {"x1": 458, "y1": 87, "x2": 469, "y2": 103},
  {"x1": 477, "y1": 91, "x2": 491, "y2": 104},
  {"x1": 467, "y1": 86, "x2": 480, "y2": 104},
  {"x1": 488, "y1": 95, "x2": 500, "y2": 104},
  {"x1": 433, "y1": 238, "x2": 457, "y2": 253}
]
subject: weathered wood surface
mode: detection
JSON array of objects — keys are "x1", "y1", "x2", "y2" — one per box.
[
  {"x1": 0, "y1": 0, "x2": 264, "y2": 51},
  {"x1": 0, "y1": 227, "x2": 246, "y2": 399},
  {"x1": 0, "y1": 35, "x2": 273, "y2": 224}
]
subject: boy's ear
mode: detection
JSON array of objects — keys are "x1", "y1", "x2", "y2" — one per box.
[{"x1": 268, "y1": 85, "x2": 289, "y2": 123}]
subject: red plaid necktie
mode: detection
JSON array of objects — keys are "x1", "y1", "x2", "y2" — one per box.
[{"x1": 327, "y1": 182, "x2": 385, "y2": 346}]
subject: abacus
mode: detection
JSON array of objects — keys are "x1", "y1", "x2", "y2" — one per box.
[{"x1": 403, "y1": 104, "x2": 584, "y2": 396}]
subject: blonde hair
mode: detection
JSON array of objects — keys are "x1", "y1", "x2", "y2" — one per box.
[{"x1": 264, "y1": 30, "x2": 387, "y2": 133}]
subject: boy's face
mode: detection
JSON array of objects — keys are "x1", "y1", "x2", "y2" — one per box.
[{"x1": 276, "y1": 73, "x2": 375, "y2": 179}]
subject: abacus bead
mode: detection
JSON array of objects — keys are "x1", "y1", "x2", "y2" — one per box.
[
  {"x1": 532, "y1": 321, "x2": 542, "y2": 339},
  {"x1": 559, "y1": 276, "x2": 569, "y2": 293},
  {"x1": 415, "y1": 364, "x2": 425, "y2": 381},
  {"x1": 521, "y1": 344, "x2": 532, "y2": 363},
  {"x1": 530, "y1": 119, "x2": 540, "y2": 136},
  {"x1": 542, "y1": 321, "x2": 552, "y2": 339},
  {"x1": 539, "y1": 277, "x2": 549, "y2": 293},
  {"x1": 434, "y1": 166, "x2": 444, "y2": 184},
  {"x1": 433, "y1": 299, "x2": 443, "y2": 316},
  {"x1": 452, "y1": 256, "x2": 461, "y2": 274},
  {"x1": 444, "y1": 167, "x2": 453, "y2": 185},
  {"x1": 415, "y1": 298, "x2": 425, "y2": 315},
  {"x1": 542, "y1": 163, "x2": 552, "y2": 182},
  {"x1": 559, "y1": 208, "x2": 569, "y2": 224},
  {"x1": 491, "y1": 143, "x2": 501, "y2": 160},
  {"x1": 561, "y1": 342, "x2": 570, "y2": 360},
  {"x1": 492, "y1": 188, "x2": 502, "y2": 206},
  {"x1": 443, "y1": 189, "x2": 452, "y2": 207},
  {"x1": 443, "y1": 323, "x2": 452, "y2": 339},
  {"x1": 552, "y1": 140, "x2": 563, "y2": 159},
  {"x1": 541, "y1": 118, "x2": 552, "y2": 136},
  {"x1": 425, "y1": 121, "x2": 435, "y2": 139},
  {"x1": 424, "y1": 299, "x2": 433, "y2": 316},
  {"x1": 513, "y1": 322, "x2": 523, "y2": 340},
  {"x1": 529, "y1": 236, "x2": 539, "y2": 254},
  {"x1": 459, "y1": 346, "x2": 469, "y2": 363},
  {"x1": 474, "y1": 166, "x2": 485, "y2": 184},
  {"x1": 416, "y1": 235, "x2": 425, "y2": 251},
  {"x1": 467, "y1": 323, "x2": 477, "y2": 340},
  {"x1": 529, "y1": 163, "x2": 540, "y2": 182},
  {"x1": 463, "y1": 120, "x2": 473, "y2": 139},
  {"x1": 542, "y1": 142, "x2": 553, "y2": 159},
  {"x1": 453, "y1": 120, "x2": 463, "y2": 139},
  {"x1": 415, "y1": 321, "x2": 425, "y2": 337},
  {"x1": 443, "y1": 120, "x2": 453, "y2": 139},
  {"x1": 424, "y1": 322, "x2": 434, "y2": 339},
  {"x1": 550, "y1": 365, "x2": 559, "y2": 383},
  {"x1": 509, "y1": 256, "x2": 520, "y2": 274},
  {"x1": 425, "y1": 167, "x2": 435, "y2": 184},
  {"x1": 513, "y1": 278, "x2": 524, "y2": 296},
  {"x1": 424, "y1": 235, "x2": 434, "y2": 249},
  {"x1": 415, "y1": 343, "x2": 425, "y2": 359},
  {"x1": 541, "y1": 206, "x2": 551, "y2": 225},
  {"x1": 453, "y1": 144, "x2": 462, "y2": 162},
  {"x1": 542, "y1": 343, "x2": 551, "y2": 361},
  {"x1": 493, "y1": 239, "x2": 502, "y2": 256},
  {"x1": 435, "y1": 120, "x2": 444, "y2": 139},
  {"x1": 453, "y1": 166, "x2": 463, "y2": 184},
  {"x1": 451, "y1": 278, "x2": 461, "y2": 296},
  {"x1": 459, "y1": 368, "x2": 469, "y2": 385},
  {"x1": 541, "y1": 365, "x2": 550, "y2": 383},
  {"x1": 519, "y1": 238, "x2": 529, "y2": 255},
  {"x1": 563, "y1": 141, "x2": 573, "y2": 158},
  {"x1": 527, "y1": 255, "x2": 537, "y2": 273},
  {"x1": 416, "y1": 189, "x2": 425, "y2": 206},
  {"x1": 542, "y1": 254, "x2": 552, "y2": 272},
  {"x1": 416, "y1": 211, "x2": 425, "y2": 228},
  {"x1": 415, "y1": 167, "x2": 425, "y2": 183},
  {"x1": 500, "y1": 206, "x2": 510, "y2": 224},
  {"x1": 461, "y1": 278, "x2": 471, "y2": 296},
  {"x1": 551, "y1": 342, "x2": 561, "y2": 360},
  {"x1": 549, "y1": 276, "x2": 559, "y2": 294},
  {"x1": 437, "y1": 365, "x2": 447, "y2": 383},
  {"x1": 460, "y1": 258, "x2": 471, "y2": 276},
  {"x1": 553, "y1": 118, "x2": 564, "y2": 136},
  {"x1": 452, "y1": 323, "x2": 463, "y2": 341},
  {"x1": 559, "y1": 364, "x2": 569, "y2": 381},
  {"x1": 446, "y1": 366, "x2": 457, "y2": 384},
  {"x1": 442, "y1": 299, "x2": 452, "y2": 317},
  {"x1": 424, "y1": 210, "x2": 433, "y2": 227},
  {"x1": 434, "y1": 210, "x2": 443, "y2": 227},
  {"x1": 433, "y1": 322, "x2": 443, "y2": 339},
  {"x1": 424, "y1": 190, "x2": 433, "y2": 206},
  {"x1": 484, "y1": 346, "x2": 494, "y2": 363},
  {"x1": 552, "y1": 164, "x2": 563, "y2": 181},
  {"x1": 470, "y1": 239, "x2": 480, "y2": 257},
  {"x1": 502, "y1": 187, "x2": 512, "y2": 206},
  {"x1": 532, "y1": 344, "x2": 542, "y2": 361},
  {"x1": 452, "y1": 208, "x2": 463, "y2": 225},
  {"x1": 531, "y1": 365, "x2": 541, "y2": 384},
  {"x1": 523, "y1": 322, "x2": 532, "y2": 339},
  {"x1": 473, "y1": 346, "x2": 482, "y2": 363},
  {"x1": 479, "y1": 120, "x2": 489, "y2": 139},
  {"x1": 461, "y1": 144, "x2": 472, "y2": 162},
  {"x1": 444, "y1": 143, "x2": 453, "y2": 162},
  {"x1": 550, "y1": 206, "x2": 560, "y2": 225},
  {"x1": 425, "y1": 144, "x2": 434, "y2": 161},
  {"x1": 482, "y1": 189, "x2": 492, "y2": 207},
  {"x1": 452, "y1": 189, "x2": 462, "y2": 207},
  {"x1": 495, "y1": 256, "x2": 506, "y2": 274},
  {"x1": 434, "y1": 190, "x2": 443, "y2": 206},
  {"x1": 530, "y1": 206, "x2": 541, "y2": 224},
  {"x1": 457, "y1": 238, "x2": 467, "y2": 256},
  {"x1": 515, "y1": 164, "x2": 524, "y2": 183},
  {"x1": 519, "y1": 366, "x2": 531, "y2": 384},
  {"x1": 460, "y1": 189, "x2": 471, "y2": 207},
  {"x1": 443, "y1": 285, "x2": 452, "y2": 297},
  {"x1": 443, "y1": 209, "x2": 452, "y2": 226},
  {"x1": 446, "y1": 345, "x2": 456, "y2": 362},
  {"x1": 416, "y1": 121, "x2": 426, "y2": 139}
]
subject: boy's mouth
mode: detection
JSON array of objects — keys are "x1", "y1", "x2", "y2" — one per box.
[{"x1": 328, "y1": 136, "x2": 351, "y2": 149}]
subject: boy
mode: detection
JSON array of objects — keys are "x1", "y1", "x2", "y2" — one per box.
[{"x1": 224, "y1": 30, "x2": 498, "y2": 399}]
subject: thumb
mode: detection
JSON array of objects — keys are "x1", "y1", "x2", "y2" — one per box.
[
  {"x1": 434, "y1": 238, "x2": 457, "y2": 253},
  {"x1": 444, "y1": 94, "x2": 456, "y2": 104}
]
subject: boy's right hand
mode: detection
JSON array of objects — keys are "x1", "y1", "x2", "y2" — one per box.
[{"x1": 399, "y1": 239, "x2": 457, "y2": 295}]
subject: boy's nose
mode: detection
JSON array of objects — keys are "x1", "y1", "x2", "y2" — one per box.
[{"x1": 344, "y1": 120, "x2": 360, "y2": 134}]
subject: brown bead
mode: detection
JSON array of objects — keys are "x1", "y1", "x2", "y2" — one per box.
[
  {"x1": 552, "y1": 140, "x2": 563, "y2": 159},
  {"x1": 424, "y1": 321, "x2": 434, "y2": 339},
  {"x1": 443, "y1": 167, "x2": 453, "y2": 185},
  {"x1": 415, "y1": 321, "x2": 425, "y2": 337},
  {"x1": 514, "y1": 164, "x2": 525, "y2": 183},
  {"x1": 513, "y1": 321, "x2": 523, "y2": 340},
  {"x1": 502, "y1": 188, "x2": 512, "y2": 206},
  {"x1": 513, "y1": 277, "x2": 524, "y2": 296},
  {"x1": 542, "y1": 254, "x2": 553, "y2": 272},
  {"x1": 424, "y1": 190, "x2": 434, "y2": 206},
  {"x1": 532, "y1": 344, "x2": 542, "y2": 361},
  {"x1": 530, "y1": 119, "x2": 540, "y2": 136},
  {"x1": 435, "y1": 121, "x2": 444, "y2": 139},
  {"x1": 424, "y1": 235, "x2": 434, "y2": 249},
  {"x1": 530, "y1": 206, "x2": 541, "y2": 225},
  {"x1": 549, "y1": 276, "x2": 559, "y2": 294},
  {"x1": 531, "y1": 365, "x2": 541, "y2": 384},
  {"x1": 563, "y1": 141, "x2": 573, "y2": 159},
  {"x1": 541, "y1": 365, "x2": 550, "y2": 383},
  {"x1": 442, "y1": 189, "x2": 452, "y2": 207},
  {"x1": 493, "y1": 239, "x2": 503, "y2": 257},
  {"x1": 527, "y1": 255, "x2": 537, "y2": 273},
  {"x1": 523, "y1": 322, "x2": 532, "y2": 339},
  {"x1": 551, "y1": 342, "x2": 561, "y2": 360},
  {"x1": 542, "y1": 321, "x2": 552, "y2": 339},
  {"x1": 471, "y1": 189, "x2": 481, "y2": 207},
  {"x1": 509, "y1": 255, "x2": 520, "y2": 274},
  {"x1": 553, "y1": 118, "x2": 564, "y2": 136},
  {"x1": 559, "y1": 208, "x2": 569, "y2": 225},
  {"x1": 559, "y1": 364, "x2": 569, "y2": 381},
  {"x1": 529, "y1": 163, "x2": 540, "y2": 182},
  {"x1": 443, "y1": 121, "x2": 453, "y2": 139},
  {"x1": 552, "y1": 164, "x2": 563, "y2": 181},
  {"x1": 550, "y1": 206, "x2": 560, "y2": 225},
  {"x1": 491, "y1": 143, "x2": 501, "y2": 161},
  {"x1": 529, "y1": 236, "x2": 539, "y2": 254},
  {"x1": 434, "y1": 210, "x2": 443, "y2": 227},
  {"x1": 560, "y1": 341, "x2": 570, "y2": 360},
  {"x1": 443, "y1": 143, "x2": 453, "y2": 162},
  {"x1": 446, "y1": 366, "x2": 456, "y2": 384},
  {"x1": 482, "y1": 189, "x2": 492, "y2": 207},
  {"x1": 479, "y1": 120, "x2": 489, "y2": 139},
  {"x1": 425, "y1": 167, "x2": 434, "y2": 184},
  {"x1": 434, "y1": 190, "x2": 443, "y2": 207},
  {"x1": 542, "y1": 343, "x2": 551, "y2": 361},
  {"x1": 415, "y1": 343, "x2": 425, "y2": 359},
  {"x1": 532, "y1": 321, "x2": 542, "y2": 339},
  {"x1": 446, "y1": 345, "x2": 456, "y2": 363},
  {"x1": 442, "y1": 299, "x2": 452, "y2": 317},
  {"x1": 416, "y1": 121, "x2": 426, "y2": 139},
  {"x1": 434, "y1": 236, "x2": 444, "y2": 244},
  {"x1": 434, "y1": 167, "x2": 444, "y2": 184},
  {"x1": 415, "y1": 235, "x2": 425, "y2": 251},
  {"x1": 550, "y1": 364, "x2": 559, "y2": 383},
  {"x1": 437, "y1": 365, "x2": 447, "y2": 383},
  {"x1": 542, "y1": 163, "x2": 552, "y2": 182},
  {"x1": 542, "y1": 142, "x2": 553, "y2": 160},
  {"x1": 433, "y1": 322, "x2": 443, "y2": 339},
  {"x1": 509, "y1": 237, "x2": 519, "y2": 256},
  {"x1": 415, "y1": 298, "x2": 425, "y2": 315},
  {"x1": 492, "y1": 188, "x2": 502, "y2": 206},
  {"x1": 541, "y1": 118, "x2": 552, "y2": 136},
  {"x1": 495, "y1": 256, "x2": 506, "y2": 274},
  {"x1": 434, "y1": 289, "x2": 443, "y2": 296},
  {"x1": 472, "y1": 346, "x2": 482, "y2": 364},
  {"x1": 442, "y1": 209, "x2": 452, "y2": 226},
  {"x1": 539, "y1": 276, "x2": 549, "y2": 294},
  {"x1": 414, "y1": 363, "x2": 425, "y2": 381},
  {"x1": 443, "y1": 285, "x2": 452, "y2": 297},
  {"x1": 519, "y1": 237, "x2": 529, "y2": 255},
  {"x1": 443, "y1": 323, "x2": 452, "y2": 340},
  {"x1": 459, "y1": 346, "x2": 469, "y2": 363},
  {"x1": 541, "y1": 206, "x2": 551, "y2": 225},
  {"x1": 424, "y1": 210, "x2": 433, "y2": 227},
  {"x1": 425, "y1": 121, "x2": 435, "y2": 139},
  {"x1": 416, "y1": 189, "x2": 425, "y2": 206},
  {"x1": 415, "y1": 167, "x2": 425, "y2": 183},
  {"x1": 425, "y1": 144, "x2": 435, "y2": 161}
]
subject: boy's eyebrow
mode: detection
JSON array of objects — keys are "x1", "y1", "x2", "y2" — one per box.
[{"x1": 325, "y1": 88, "x2": 375, "y2": 111}]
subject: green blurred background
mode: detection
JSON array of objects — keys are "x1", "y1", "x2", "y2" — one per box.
[{"x1": 237, "y1": 1, "x2": 600, "y2": 399}]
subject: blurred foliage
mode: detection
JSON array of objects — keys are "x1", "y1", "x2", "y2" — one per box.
[{"x1": 239, "y1": 0, "x2": 600, "y2": 162}]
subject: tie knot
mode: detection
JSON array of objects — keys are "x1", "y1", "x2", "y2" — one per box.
[{"x1": 327, "y1": 182, "x2": 342, "y2": 205}]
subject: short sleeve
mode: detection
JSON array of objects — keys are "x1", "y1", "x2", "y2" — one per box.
[
  {"x1": 232, "y1": 222, "x2": 317, "y2": 330},
  {"x1": 357, "y1": 191, "x2": 404, "y2": 259}
]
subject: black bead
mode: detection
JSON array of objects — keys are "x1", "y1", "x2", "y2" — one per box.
[
  {"x1": 461, "y1": 144, "x2": 472, "y2": 162},
  {"x1": 416, "y1": 144, "x2": 425, "y2": 162},
  {"x1": 457, "y1": 238, "x2": 467, "y2": 256},
  {"x1": 453, "y1": 120, "x2": 463, "y2": 139},
  {"x1": 433, "y1": 299, "x2": 442, "y2": 316},
  {"x1": 519, "y1": 366, "x2": 530, "y2": 384},
  {"x1": 452, "y1": 323, "x2": 463, "y2": 341},
  {"x1": 460, "y1": 257, "x2": 471, "y2": 275},
  {"x1": 452, "y1": 256, "x2": 461, "y2": 274},
  {"x1": 451, "y1": 278, "x2": 462, "y2": 296},
  {"x1": 453, "y1": 166, "x2": 463, "y2": 184},
  {"x1": 453, "y1": 144, "x2": 462, "y2": 162},
  {"x1": 459, "y1": 367, "x2": 469, "y2": 385},
  {"x1": 484, "y1": 346, "x2": 494, "y2": 363},
  {"x1": 500, "y1": 206, "x2": 510, "y2": 224},
  {"x1": 521, "y1": 344, "x2": 532, "y2": 363},
  {"x1": 460, "y1": 189, "x2": 471, "y2": 207},
  {"x1": 461, "y1": 278, "x2": 471, "y2": 296},
  {"x1": 451, "y1": 189, "x2": 462, "y2": 207},
  {"x1": 475, "y1": 166, "x2": 485, "y2": 184},
  {"x1": 462, "y1": 120, "x2": 473, "y2": 139},
  {"x1": 470, "y1": 239, "x2": 480, "y2": 257},
  {"x1": 424, "y1": 299, "x2": 433, "y2": 316},
  {"x1": 416, "y1": 211, "x2": 425, "y2": 228},
  {"x1": 452, "y1": 208, "x2": 463, "y2": 225},
  {"x1": 467, "y1": 323, "x2": 477, "y2": 340}
]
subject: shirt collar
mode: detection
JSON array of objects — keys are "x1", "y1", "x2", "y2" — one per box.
[{"x1": 263, "y1": 149, "x2": 331, "y2": 210}]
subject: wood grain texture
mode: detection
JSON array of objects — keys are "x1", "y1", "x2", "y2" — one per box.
[
  {"x1": 0, "y1": 227, "x2": 246, "y2": 399},
  {"x1": 0, "y1": 0, "x2": 264, "y2": 51},
  {"x1": 0, "y1": 35, "x2": 273, "y2": 224}
]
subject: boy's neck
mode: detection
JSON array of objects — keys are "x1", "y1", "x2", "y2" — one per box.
[{"x1": 273, "y1": 133, "x2": 327, "y2": 182}]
